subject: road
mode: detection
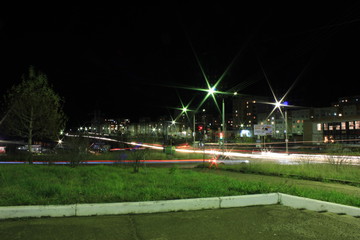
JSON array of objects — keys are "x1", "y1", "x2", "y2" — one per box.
[{"x1": 1, "y1": 205, "x2": 360, "y2": 240}]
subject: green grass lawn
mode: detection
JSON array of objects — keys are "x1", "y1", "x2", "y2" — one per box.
[
  {"x1": 1, "y1": 164, "x2": 360, "y2": 208},
  {"x1": 1, "y1": 149, "x2": 210, "y2": 162},
  {"x1": 217, "y1": 162, "x2": 360, "y2": 184}
]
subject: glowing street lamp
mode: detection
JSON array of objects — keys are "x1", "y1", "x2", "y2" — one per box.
[
  {"x1": 271, "y1": 100, "x2": 290, "y2": 154},
  {"x1": 208, "y1": 86, "x2": 216, "y2": 95}
]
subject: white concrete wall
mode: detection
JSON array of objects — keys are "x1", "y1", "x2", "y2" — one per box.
[{"x1": 1, "y1": 193, "x2": 360, "y2": 220}]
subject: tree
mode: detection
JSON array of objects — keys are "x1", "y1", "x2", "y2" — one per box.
[{"x1": 1, "y1": 66, "x2": 66, "y2": 162}]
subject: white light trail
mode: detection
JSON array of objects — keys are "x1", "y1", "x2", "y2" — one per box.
[{"x1": 67, "y1": 135, "x2": 360, "y2": 165}]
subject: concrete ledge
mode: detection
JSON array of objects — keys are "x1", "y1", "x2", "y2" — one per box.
[
  {"x1": 0, "y1": 204, "x2": 76, "y2": 220},
  {"x1": 76, "y1": 197, "x2": 220, "y2": 216},
  {"x1": 279, "y1": 193, "x2": 360, "y2": 217},
  {"x1": 2, "y1": 193, "x2": 360, "y2": 220},
  {"x1": 220, "y1": 193, "x2": 279, "y2": 208}
]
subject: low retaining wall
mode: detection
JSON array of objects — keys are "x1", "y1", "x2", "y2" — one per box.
[
  {"x1": 1, "y1": 193, "x2": 359, "y2": 220},
  {"x1": 279, "y1": 193, "x2": 360, "y2": 217}
]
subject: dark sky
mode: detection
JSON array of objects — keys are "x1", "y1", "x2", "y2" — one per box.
[{"x1": 1, "y1": 2, "x2": 360, "y2": 128}]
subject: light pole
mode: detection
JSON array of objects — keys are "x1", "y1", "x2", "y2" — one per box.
[
  {"x1": 203, "y1": 87, "x2": 239, "y2": 150},
  {"x1": 193, "y1": 110, "x2": 196, "y2": 147},
  {"x1": 284, "y1": 109, "x2": 289, "y2": 155},
  {"x1": 274, "y1": 101, "x2": 289, "y2": 154},
  {"x1": 179, "y1": 107, "x2": 196, "y2": 148},
  {"x1": 222, "y1": 98, "x2": 225, "y2": 151}
]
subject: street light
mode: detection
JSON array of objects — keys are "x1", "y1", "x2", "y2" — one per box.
[
  {"x1": 263, "y1": 99, "x2": 290, "y2": 154},
  {"x1": 180, "y1": 107, "x2": 196, "y2": 146},
  {"x1": 203, "y1": 87, "x2": 240, "y2": 150}
]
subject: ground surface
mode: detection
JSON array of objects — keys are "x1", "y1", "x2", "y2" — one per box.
[
  {"x1": 1, "y1": 205, "x2": 360, "y2": 240},
  {"x1": 196, "y1": 168, "x2": 360, "y2": 197}
]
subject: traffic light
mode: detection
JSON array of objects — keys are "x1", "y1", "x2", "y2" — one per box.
[
  {"x1": 219, "y1": 132, "x2": 223, "y2": 140},
  {"x1": 197, "y1": 125, "x2": 203, "y2": 132}
]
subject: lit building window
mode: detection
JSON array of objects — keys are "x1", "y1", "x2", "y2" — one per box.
[
  {"x1": 356, "y1": 121, "x2": 360, "y2": 129},
  {"x1": 317, "y1": 123, "x2": 322, "y2": 131},
  {"x1": 349, "y1": 121, "x2": 354, "y2": 130},
  {"x1": 341, "y1": 122, "x2": 346, "y2": 130}
]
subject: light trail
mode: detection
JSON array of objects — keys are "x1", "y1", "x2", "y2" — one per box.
[
  {"x1": 65, "y1": 134, "x2": 360, "y2": 165},
  {"x1": 124, "y1": 141, "x2": 360, "y2": 165}
]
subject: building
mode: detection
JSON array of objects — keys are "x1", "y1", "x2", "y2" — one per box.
[
  {"x1": 304, "y1": 116, "x2": 360, "y2": 144},
  {"x1": 303, "y1": 96, "x2": 360, "y2": 144},
  {"x1": 232, "y1": 95, "x2": 273, "y2": 129},
  {"x1": 244, "y1": 97, "x2": 349, "y2": 141}
]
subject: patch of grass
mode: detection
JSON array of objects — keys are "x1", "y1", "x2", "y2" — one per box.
[
  {"x1": 1, "y1": 149, "x2": 210, "y2": 163},
  {"x1": 1, "y1": 165, "x2": 360, "y2": 207},
  {"x1": 216, "y1": 162, "x2": 360, "y2": 184}
]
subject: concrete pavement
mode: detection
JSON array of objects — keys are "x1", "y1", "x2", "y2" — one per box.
[{"x1": 1, "y1": 205, "x2": 360, "y2": 240}]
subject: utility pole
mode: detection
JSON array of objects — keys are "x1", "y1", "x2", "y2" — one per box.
[
  {"x1": 193, "y1": 112, "x2": 196, "y2": 148},
  {"x1": 285, "y1": 110, "x2": 289, "y2": 155},
  {"x1": 222, "y1": 98, "x2": 226, "y2": 154}
]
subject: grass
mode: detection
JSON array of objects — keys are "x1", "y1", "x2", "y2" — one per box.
[
  {"x1": 1, "y1": 149, "x2": 210, "y2": 162},
  {"x1": 216, "y1": 162, "x2": 360, "y2": 184},
  {"x1": 1, "y1": 164, "x2": 360, "y2": 208}
]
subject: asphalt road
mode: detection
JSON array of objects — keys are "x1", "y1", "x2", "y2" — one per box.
[{"x1": 1, "y1": 205, "x2": 360, "y2": 240}]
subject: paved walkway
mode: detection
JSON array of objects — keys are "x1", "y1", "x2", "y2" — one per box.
[{"x1": 1, "y1": 205, "x2": 360, "y2": 240}]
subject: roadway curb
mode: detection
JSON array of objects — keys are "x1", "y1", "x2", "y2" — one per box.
[
  {"x1": 219, "y1": 193, "x2": 279, "y2": 208},
  {"x1": 75, "y1": 197, "x2": 220, "y2": 216},
  {"x1": 0, "y1": 204, "x2": 76, "y2": 220},
  {"x1": 1, "y1": 193, "x2": 360, "y2": 220},
  {"x1": 279, "y1": 193, "x2": 360, "y2": 217}
]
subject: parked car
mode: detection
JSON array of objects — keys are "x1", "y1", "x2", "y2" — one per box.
[{"x1": 17, "y1": 145, "x2": 42, "y2": 153}]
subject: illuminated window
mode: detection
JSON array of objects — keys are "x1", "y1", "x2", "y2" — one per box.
[
  {"x1": 323, "y1": 123, "x2": 328, "y2": 130},
  {"x1": 356, "y1": 121, "x2": 360, "y2": 129},
  {"x1": 341, "y1": 122, "x2": 346, "y2": 130},
  {"x1": 349, "y1": 121, "x2": 354, "y2": 130},
  {"x1": 317, "y1": 124, "x2": 322, "y2": 131}
]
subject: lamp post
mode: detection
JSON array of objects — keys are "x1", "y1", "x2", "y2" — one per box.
[
  {"x1": 193, "y1": 110, "x2": 196, "y2": 147},
  {"x1": 274, "y1": 101, "x2": 289, "y2": 154},
  {"x1": 222, "y1": 97, "x2": 225, "y2": 150},
  {"x1": 180, "y1": 107, "x2": 196, "y2": 148},
  {"x1": 284, "y1": 109, "x2": 289, "y2": 155},
  {"x1": 203, "y1": 87, "x2": 241, "y2": 150}
]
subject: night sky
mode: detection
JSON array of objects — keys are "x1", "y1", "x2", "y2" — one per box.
[{"x1": 1, "y1": 2, "x2": 360, "y2": 128}]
